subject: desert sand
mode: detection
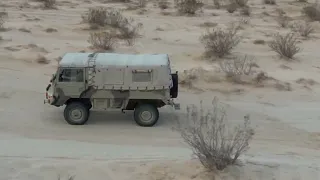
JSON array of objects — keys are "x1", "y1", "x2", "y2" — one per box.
[{"x1": 0, "y1": 0, "x2": 320, "y2": 179}]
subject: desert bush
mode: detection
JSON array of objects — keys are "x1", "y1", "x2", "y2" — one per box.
[
  {"x1": 213, "y1": 0, "x2": 221, "y2": 9},
  {"x1": 219, "y1": 55, "x2": 255, "y2": 80},
  {"x1": 268, "y1": 32, "x2": 301, "y2": 59},
  {"x1": 253, "y1": 39, "x2": 265, "y2": 44},
  {"x1": 302, "y1": 5, "x2": 320, "y2": 21},
  {"x1": 291, "y1": 21, "x2": 314, "y2": 37},
  {"x1": 174, "y1": 97, "x2": 254, "y2": 171},
  {"x1": 82, "y1": 7, "x2": 107, "y2": 26},
  {"x1": 138, "y1": 0, "x2": 147, "y2": 8},
  {"x1": 118, "y1": 21, "x2": 143, "y2": 45},
  {"x1": 158, "y1": 0, "x2": 170, "y2": 9},
  {"x1": 174, "y1": 0, "x2": 204, "y2": 15},
  {"x1": 241, "y1": 6, "x2": 251, "y2": 16},
  {"x1": 199, "y1": 24, "x2": 241, "y2": 58},
  {"x1": 263, "y1": 0, "x2": 276, "y2": 4},
  {"x1": 82, "y1": 7, "x2": 127, "y2": 28},
  {"x1": 226, "y1": 3, "x2": 237, "y2": 13},
  {"x1": 88, "y1": 31, "x2": 118, "y2": 50},
  {"x1": 0, "y1": 10, "x2": 8, "y2": 30},
  {"x1": 230, "y1": 0, "x2": 248, "y2": 7},
  {"x1": 39, "y1": 0, "x2": 56, "y2": 9},
  {"x1": 276, "y1": 10, "x2": 289, "y2": 28}
]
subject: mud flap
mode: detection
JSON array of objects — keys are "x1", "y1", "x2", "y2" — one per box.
[{"x1": 170, "y1": 72, "x2": 178, "y2": 98}]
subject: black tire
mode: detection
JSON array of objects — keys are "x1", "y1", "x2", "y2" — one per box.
[
  {"x1": 170, "y1": 73, "x2": 178, "y2": 98},
  {"x1": 64, "y1": 102, "x2": 89, "y2": 125},
  {"x1": 134, "y1": 104, "x2": 159, "y2": 127}
]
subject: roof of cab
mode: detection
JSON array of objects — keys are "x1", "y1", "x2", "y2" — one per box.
[{"x1": 58, "y1": 52, "x2": 170, "y2": 68}]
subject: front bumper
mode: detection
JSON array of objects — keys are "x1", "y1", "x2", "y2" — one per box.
[{"x1": 168, "y1": 99, "x2": 180, "y2": 110}]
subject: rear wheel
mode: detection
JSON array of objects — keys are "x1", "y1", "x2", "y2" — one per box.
[
  {"x1": 64, "y1": 102, "x2": 89, "y2": 125},
  {"x1": 134, "y1": 104, "x2": 159, "y2": 127}
]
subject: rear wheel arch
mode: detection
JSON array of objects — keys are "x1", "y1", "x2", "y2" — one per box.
[{"x1": 125, "y1": 99, "x2": 165, "y2": 110}]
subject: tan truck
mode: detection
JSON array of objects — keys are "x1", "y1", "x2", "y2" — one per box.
[{"x1": 44, "y1": 52, "x2": 180, "y2": 127}]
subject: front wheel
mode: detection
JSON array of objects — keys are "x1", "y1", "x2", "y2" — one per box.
[
  {"x1": 134, "y1": 104, "x2": 159, "y2": 127},
  {"x1": 64, "y1": 102, "x2": 89, "y2": 125}
]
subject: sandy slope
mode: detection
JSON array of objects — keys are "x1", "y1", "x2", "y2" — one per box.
[
  {"x1": 1, "y1": 59, "x2": 320, "y2": 180},
  {"x1": 1, "y1": 0, "x2": 320, "y2": 179}
]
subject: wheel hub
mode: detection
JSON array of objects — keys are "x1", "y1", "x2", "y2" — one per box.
[
  {"x1": 70, "y1": 109, "x2": 83, "y2": 121},
  {"x1": 140, "y1": 111, "x2": 152, "y2": 122}
]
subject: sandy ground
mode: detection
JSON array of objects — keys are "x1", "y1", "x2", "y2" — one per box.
[{"x1": 1, "y1": 0, "x2": 320, "y2": 179}]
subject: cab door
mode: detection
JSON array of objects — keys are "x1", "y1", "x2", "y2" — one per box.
[{"x1": 56, "y1": 68, "x2": 86, "y2": 98}]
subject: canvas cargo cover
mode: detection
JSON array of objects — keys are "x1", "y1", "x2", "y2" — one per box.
[
  {"x1": 59, "y1": 53, "x2": 171, "y2": 68},
  {"x1": 59, "y1": 52, "x2": 173, "y2": 90}
]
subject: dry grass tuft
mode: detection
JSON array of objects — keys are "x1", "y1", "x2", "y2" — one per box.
[
  {"x1": 174, "y1": 97, "x2": 254, "y2": 171},
  {"x1": 199, "y1": 23, "x2": 241, "y2": 58},
  {"x1": 174, "y1": 0, "x2": 204, "y2": 15},
  {"x1": 268, "y1": 32, "x2": 301, "y2": 59}
]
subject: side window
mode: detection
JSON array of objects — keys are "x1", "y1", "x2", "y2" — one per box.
[
  {"x1": 132, "y1": 70, "x2": 152, "y2": 82},
  {"x1": 58, "y1": 68, "x2": 84, "y2": 82}
]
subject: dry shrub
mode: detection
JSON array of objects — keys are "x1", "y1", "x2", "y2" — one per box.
[
  {"x1": 88, "y1": 31, "x2": 118, "y2": 50},
  {"x1": 45, "y1": 28, "x2": 58, "y2": 33},
  {"x1": 174, "y1": 97, "x2": 254, "y2": 171},
  {"x1": 291, "y1": 21, "x2": 314, "y2": 37},
  {"x1": 18, "y1": 28, "x2": 31, "y2": 33},
  {"x1": 138, "y1": 0, "x2": 147, "y2": 8},
  {"x1": 82, "y1": 7, "x2": 127, "y2": 28},
  {"x1": 302, "y1": 5, "x2": 320, "y2": 21},
  {"x1": 230, "y1": 0, "x2": 248, "y2": 7},
  {"x1": 219, "y1": 55, "x2": 255, "y2": 82},
  {"x1": 38, "y1": 0, "x2": 56, "y2": 9},
  {"x1": 36, "y1": 55, "x2": 49, "y2": 64},
  {"x1": 240, "y1": 6, "x2": 250, "y2": 16},
  {"x1": 179, "y1": 69, "x2": 200, "y2": 88},
  {"x1": 118, "y1": 22, "x2": 143, "y2": 45},
  {"x1": 226, "y1": 3, "x2": 237, "y2": 13},
  {"x1": 199, "y1": 24, "x2": 241, "y2": 58},
  {"x1": 268, "y1": 32, "x2": 301, "y2": 59},
  {"x1": 264, "y1": 0, "x2": 276, "y2": 5},
  {"x1": 174, "y1": 0, "x2": 204, "y2": 15},
  {"x1": 213, "y1": 0, "x2": 222, "y2": 9},
  {"x1": 82, "y1": 7, "x2": 108, "y2": 26},
  {"x1": 253, "y1": 39, "x2": 265, "y2": 44},
  {"x1": 83, "y1": 7, "x2": 142, "y2": 45},
  {"x1": 276, "y1": 10, "x2": 289, "y2": 28},
  {"x1": 0, "y1": 10, "x2": 8, "y2": 30},
  {"x1": 158, "y1": 0, "x2": 170, "y2": 9}
]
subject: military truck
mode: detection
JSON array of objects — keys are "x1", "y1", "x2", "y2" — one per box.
[{"x1": 44, "y1": 52, "x2": 180, "y2": 127}]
